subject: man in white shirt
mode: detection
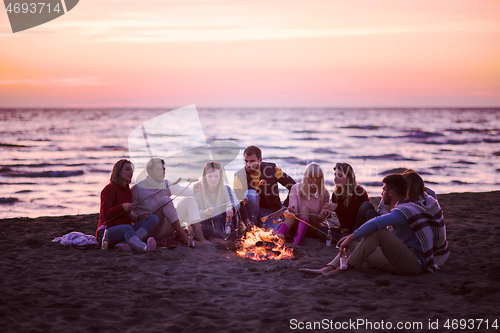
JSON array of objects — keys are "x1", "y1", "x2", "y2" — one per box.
[{"x1": 131, "y1": 158, "x2": 207, "y2": 246}]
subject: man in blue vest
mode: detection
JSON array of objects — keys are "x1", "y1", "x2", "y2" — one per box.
[{"x1": 233, "y1": 145, "x2": 296, "y2": 231}]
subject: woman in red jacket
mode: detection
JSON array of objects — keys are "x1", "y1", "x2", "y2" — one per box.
[{"x1": 96, "y1": 159, "x2": 158, "y2": 252}]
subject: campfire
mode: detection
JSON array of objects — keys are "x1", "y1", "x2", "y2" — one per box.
[{"x1": 236, "y1": 226, "x2": 294, "y2": 260}]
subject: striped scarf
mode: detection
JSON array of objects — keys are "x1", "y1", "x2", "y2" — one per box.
[{"x1": 394, "y1": 193, "x2": 449, "y2": 272}]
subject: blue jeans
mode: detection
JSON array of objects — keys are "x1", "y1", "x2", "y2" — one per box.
[
  {"x1": 97, "y1": 215, "x2": 159, "y2": 244},
  {"x1": 240, "y1": 189, "x2": 280, "y2": 231}
]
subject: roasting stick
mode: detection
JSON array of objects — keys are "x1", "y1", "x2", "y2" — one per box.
[
  {"x1": 280, "y1": 211, "x2": 332, "y2": 238},
  {"x1": 272, "y1": 212, "x2": 339, "y2": 227},
  {"x1": 104, "y1": 177, "x2": 185, "y2": 225},
  {"x1": 151, "y1": 178, "x2": 199, "y2": 215},
  {"x1": 132, "y1": 177, "x2": 182, "y2": 206}
]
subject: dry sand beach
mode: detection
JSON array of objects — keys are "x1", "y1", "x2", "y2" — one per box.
[{"x1": 1, "y1": 191, "x2": 500, "y2": 333}]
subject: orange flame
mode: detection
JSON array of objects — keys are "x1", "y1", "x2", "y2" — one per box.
[{"x1": 236, "y1": 226, "x2": 294, "y2": 261}]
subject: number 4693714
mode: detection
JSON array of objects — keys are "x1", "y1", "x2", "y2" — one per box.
[
  {"x1": 444, "y1": 319, "x2": 498, "y2": 330},
  {"x1": 6, "y1": 2, "x2": 62, "y2": 14}
]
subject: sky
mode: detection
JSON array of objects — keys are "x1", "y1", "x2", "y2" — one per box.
[{"x1": 1, "y1": 0, "x2": 499, "y2": 108}]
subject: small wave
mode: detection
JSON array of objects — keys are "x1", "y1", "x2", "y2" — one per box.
[
  {"x1": 1, "y1": 170, "x2": 84, "y2": 178},
  {"x1": 102, "y1": 145, "x2": 128, "y2": 151},
  {"x1": 451, "y1": 180, "x2": 469, "y2": 184},
  {"x1": 15, "y1": 190, "x2": 33, "y2": 193},
  {"x1": 292, "y1": 137, "x2": 320, "y2": 141},
  {"x1": 293, "y1": 130, "x2": 319, "y2": 134},
  {"x1": 424, "y1": 139, "x2": 482, "y2": 145},
  {"x1": 0, "y1": 197, "x2": 19, "y2": 204},
  {"x1": 260, "y1": 145, "x2": 294, "y2": 150},
  {"x1": 402, "y1": 130, "x2": 444, "y2": 139},
  {"x1": 350, "y1": 154, "x2": 420, "y2": 161},
  {"x1": 0, "y1": 167, "x2": 13, "y2": 173},
  {"x1": 312, "y1": 148, "x2": 336, "y2": 154},
  {"x1": 216, "y1": 137, "x2": 239, "y2": 141},
  {"x1": 0, "y1": 143, "x2": 29, "y2": 148},
  {"x1": 483, "y1": 138, "x2": 500, "y2": 144},
  {"x1": 43, "y1": 205, "x2": 67, "y2": 209},
  {"x1": 2, "y1": 162, "x2": 86, "y2": 168},
  {"x1": 493, "y1": 151, "x2": 500, "y2": 156},
  {"x1": 341, "y1": 125, "x2": 380, "y2": 130},
  {"x1": 448, "y1": 128, "x2": 494, "y2": 134},
  {"x1": 82, "y1": 145, "x2": 128, "y2": 152},
  {"x1": 89, "y1": 169, "x2": 110, "y2": 173},
  {"x1": 454, "y1": 160, "x2": 476, "y2": 165}
]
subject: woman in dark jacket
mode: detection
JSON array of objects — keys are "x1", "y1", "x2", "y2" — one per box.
[{"x1": 326, "y1": 162, "x2": 375, "y2": 241}]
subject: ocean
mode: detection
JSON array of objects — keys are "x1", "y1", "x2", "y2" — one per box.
[{"x1": 1, "y1": 107, "x2": 499, "y2": 219}]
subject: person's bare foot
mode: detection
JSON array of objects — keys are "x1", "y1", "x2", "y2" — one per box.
[
  {"x1": 299, "y1": 268, "x2": 323, "y2": 275},
  {"x1": 299, "y1": 266, "x2": 335, "y2": 275},
  {"x1": 323, "y1": 267, "x2": 344, "y2": 276},
  {"x1": 196, "y1": 238, "x2": 210, "y2": 245}
]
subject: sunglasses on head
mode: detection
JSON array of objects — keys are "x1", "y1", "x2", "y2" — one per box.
[
  {"x1": 206, "y1": 161, "x2": 221, "y2": 169},
  {"x1": 308, "y1": 175, "x2": 323, "y2": 181}
]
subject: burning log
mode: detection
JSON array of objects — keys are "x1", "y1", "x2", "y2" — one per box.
[{"x1": 235, "y1": 225, "x2": 294, "y2": 261}]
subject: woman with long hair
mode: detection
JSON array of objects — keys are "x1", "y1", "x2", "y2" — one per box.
[
  {"x1": 327, "y1": 162, "x2": 375, "y2": 240},
  {"x1": 275, "y1": 162, "x2": 331, "y2": 245},
  {"x1": 96, "y1": 159, "x2": 158, "y2": 252},
  {"x1": 403, "y1": 169, "x2": 437, "y2": 201},
  {"x1": 194, "y1": 161, "x2": 240, "y2": 239},
  {"x1": 378, "y1": 168, "x2": 437, "y2": 214}
]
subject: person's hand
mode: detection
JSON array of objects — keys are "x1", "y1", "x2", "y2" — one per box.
[
  {"x1": 287, "y1": 205, "x2": 296, "y2": 215},
  {"x1": 322, "y1": 202, "x2": 337, "y2": 211},
  {"x1": 337, "y1": 233, "x2": 355, "y2": 253},
  {"x1": 204, "y1": 207, "x2": 215, "y2": 216},
  {"x1": 137, "y1": 213, "x2": 150, "y2": 221},
  {"x1": 226, "y1": 207, "x2": 234, "y2": 219},
  {"x1": 320, "y1": 208, "x2": 331, "y2": 219},
  {"x1": 193, "y1": 181, "x2": 204, "y2": 193},
  {"x1": 122, "y1": 203, "x2": 134, "y2": 212}
]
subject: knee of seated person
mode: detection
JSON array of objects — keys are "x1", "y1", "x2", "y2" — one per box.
[
  {"x1": 358, "y1": 201, "x2": 375, "y2": 213},
  {"x1": 148, "y1": 214, "x2": 159, "y2": 226},
  {"x1": 180, "y1": 196, "x2": 197, "y2": 206},
  {"x1": 374, "y1": 228, "x2": 391, "y2": 237}
]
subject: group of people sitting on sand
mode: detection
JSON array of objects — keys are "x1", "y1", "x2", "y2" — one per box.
[{"x1": 96, "y1": 145, "x2": 449, "y2": 276}]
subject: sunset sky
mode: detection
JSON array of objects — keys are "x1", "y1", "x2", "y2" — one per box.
[{"x1": 1, "y1": 0, "x2": 499, "y2": 107}]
